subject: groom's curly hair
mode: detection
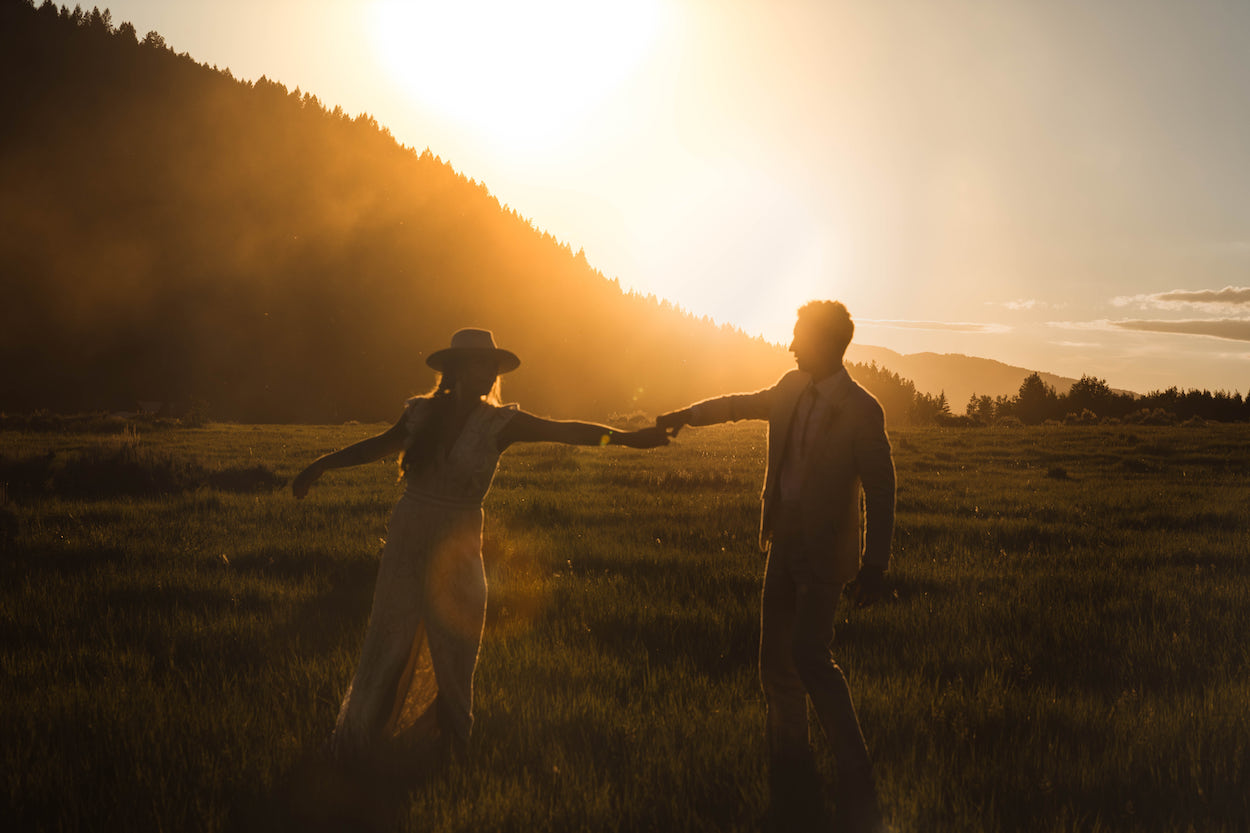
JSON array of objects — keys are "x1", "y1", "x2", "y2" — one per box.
[{"x1": 797, "y1": 300, "x2": 854, "y2": 362}]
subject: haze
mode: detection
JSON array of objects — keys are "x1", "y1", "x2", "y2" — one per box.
[{"x1": 84, "y1": 0, "x2": 1250, "y2": 394}]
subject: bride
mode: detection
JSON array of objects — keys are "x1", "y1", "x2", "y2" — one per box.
[{"x1": 293, "y1": 328, "x2": 667, "y2": 779}]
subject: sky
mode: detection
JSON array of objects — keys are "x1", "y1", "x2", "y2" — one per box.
[{"x1": 86, "y1": 0, "x2": 1250, "y2": 395}]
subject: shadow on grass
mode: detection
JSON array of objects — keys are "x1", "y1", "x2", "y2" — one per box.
[
  {"x1": 228, "y1": 556, "x2": 413, "y2": 832},
  {"x1": 279, "y1": 554, "x2": 379, "y2": 655},
  {"x1": 232, "y1": 558, "x2": 458, "y2": 833},
  {"x1": 4, "y1": 540, "x2": 128, "y2": 576},
  {"x1": 228, "y1": 543, "x2": 372, "y2": 583},
  {"x1": 230, "y1": 747, "x2": 418, "y2": 833},
  {"x1": 564, "y1": 559, "x2": 761, "y2": 682},
  {"x1": 0, "y1": 447, "x2": 285, "y2": 500},
  {"x1": 585, "y1": 603, "x2": 759, "y2": 681}
]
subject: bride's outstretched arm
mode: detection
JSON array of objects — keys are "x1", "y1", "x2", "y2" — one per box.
[
  {"x1": 497, "y1": 410, "x2": 669, "y2": 451},
  {"x1": 292, "y1": 415, "x2": 408, "y2": 498}
]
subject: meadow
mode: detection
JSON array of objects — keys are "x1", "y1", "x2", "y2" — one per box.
[{"x1": 1, "y1": 419, "x2": 1247, "y2": 832}]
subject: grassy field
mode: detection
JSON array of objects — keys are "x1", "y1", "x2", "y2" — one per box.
[{"x1": 1, "y1": 420, "x2": 1247, "y2": 832}]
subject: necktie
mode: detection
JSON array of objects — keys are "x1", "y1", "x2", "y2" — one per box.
[{"x1": 779, "y1": 383, "x2": 816, "y2": 501}]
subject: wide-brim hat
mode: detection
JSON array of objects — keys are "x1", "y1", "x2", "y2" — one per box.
[{"x1": 425, "y1": 328, "x2": 521, "y2": 373}]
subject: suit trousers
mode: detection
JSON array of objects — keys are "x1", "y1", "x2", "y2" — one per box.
[{"x1": 760, "y1": 506, "x2": 872, "y2": 782}]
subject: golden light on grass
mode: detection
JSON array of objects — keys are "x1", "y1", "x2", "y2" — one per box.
[{"x1": 369, "y1": 0, "x2": 663, "y2": 149}]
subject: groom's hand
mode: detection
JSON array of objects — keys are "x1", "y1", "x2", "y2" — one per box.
[
  {"x1": 656, "y1": 408, "x2": 692, "y2": 437},
  {"x1": 847, "y1": 564, "x2": 889, "y2": 608}
]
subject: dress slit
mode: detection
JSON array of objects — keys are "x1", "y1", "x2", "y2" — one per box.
[{"x1": 386, "y1": 620, "x2": 433, "y2": 735}]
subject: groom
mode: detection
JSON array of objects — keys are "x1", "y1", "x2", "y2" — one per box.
[{"x1": 658, "y1": 300, "x2": 895, "y2": 832}]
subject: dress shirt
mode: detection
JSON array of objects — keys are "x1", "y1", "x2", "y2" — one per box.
[{"x1": 779, "y1": 369, "x2": 846, "y2": 503}]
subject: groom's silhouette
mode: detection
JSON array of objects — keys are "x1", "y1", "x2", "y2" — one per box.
[{"x1": 659, "y1": 301, "x2": 895, "y2": 832}]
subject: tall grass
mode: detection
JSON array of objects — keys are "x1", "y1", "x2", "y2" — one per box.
[{"x1": 1, "y1": 422, "x2": 1247, "y2": 831}]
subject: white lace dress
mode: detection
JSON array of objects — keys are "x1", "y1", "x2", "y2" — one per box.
[{"x1": 330, "y1": 398, "x2": 517, "y2": 772}]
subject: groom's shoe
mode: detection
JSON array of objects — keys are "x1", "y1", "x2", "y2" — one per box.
[
  {"x1": 764, "y1": 754, "x2": 832, "y2": 832},
  {"x1": 759, "y1": 803, "x2": 834, "y2": 832},
  {"x1": 833, "y1": 768, "x2": 888, "y2": 833}
]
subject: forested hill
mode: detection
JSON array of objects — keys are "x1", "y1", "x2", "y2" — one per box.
[{"x1": 2, "y1": 1, "x2": 807, "y2": 422}]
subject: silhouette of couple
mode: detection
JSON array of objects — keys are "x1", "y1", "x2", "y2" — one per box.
[{"x1": 294, "y1": 300, "x2": 895, "y2": 832}]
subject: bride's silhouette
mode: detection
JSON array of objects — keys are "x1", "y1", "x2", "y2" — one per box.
[{"x1": 293, "y1": 329, "x2": 666, "y2": 788}]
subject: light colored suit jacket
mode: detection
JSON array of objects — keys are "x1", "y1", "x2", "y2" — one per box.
[{"x1": 688, "y1": 368, "x2": 896, "y2": 584}]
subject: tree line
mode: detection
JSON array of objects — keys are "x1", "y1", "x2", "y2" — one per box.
[{"x1": 959, "y1": 373, "x2": 1250, "y2": 426}]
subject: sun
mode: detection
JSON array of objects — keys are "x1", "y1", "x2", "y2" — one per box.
[{"x1": 369, "y1": 0, "x2": 663, "y2": 148}]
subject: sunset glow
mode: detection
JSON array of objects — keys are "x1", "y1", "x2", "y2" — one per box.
[
  {"x1": 38, "y1": 0, "x2": 1250, "y2": 396},
  {"x1": 369, "y1": 0, "x2": 663, "y2": 149}
]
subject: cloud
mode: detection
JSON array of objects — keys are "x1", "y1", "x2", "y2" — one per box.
[
  {"x1": 1049, "y1": 317, "x2": 1250, "y2": 343},
  {"x1": 1111, "y1": 319, "x2": 1250, "y2": 342},
  {"x1": 1113, "y1": 285, "x2": 1250, "y2": 311},
  {"x1": 858, "y1": 319, "x2": 1011, "y2": 334},
  {"x1": 1095, "y1": 287, "x2": 1250, "y2": 342},
  {"x1": 984, "y1": 298, "x2": 1067, "y2": 311},
  {"x1": 1047, "y1": 320, "x2": 1111, "y2": 331}
]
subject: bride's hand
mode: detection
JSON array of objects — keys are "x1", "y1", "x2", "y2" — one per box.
[{"x1": 292, "y1": 464, "x2": 322, "y2": 499}]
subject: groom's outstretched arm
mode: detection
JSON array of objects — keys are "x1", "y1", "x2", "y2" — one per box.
[{"x1": 657, "y1": 383, "x2": 779, "y2": 436}]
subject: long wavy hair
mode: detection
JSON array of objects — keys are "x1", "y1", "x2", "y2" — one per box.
[{"x1": 398, "y1": 363, "x2": 502, "y2": 479}]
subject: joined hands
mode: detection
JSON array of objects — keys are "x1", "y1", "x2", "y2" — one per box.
[
  {"x1": 615, "y1": 426, "x2": 670, "y2": 449},
  {"x1": 655, "y1": 408, "x2": 692, "y2": 438}
]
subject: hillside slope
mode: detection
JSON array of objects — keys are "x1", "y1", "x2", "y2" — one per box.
[
  {"x1": 1, "y1": 2, "x2": 793, "y2": 422},
  {"x1": 1, "y1": 2, "x2": 1090, "y2": 424}
]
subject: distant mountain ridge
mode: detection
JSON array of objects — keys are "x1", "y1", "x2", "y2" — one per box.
[{"x1": 846, "y1": 344, "x2": 1090, "y2": 412}]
